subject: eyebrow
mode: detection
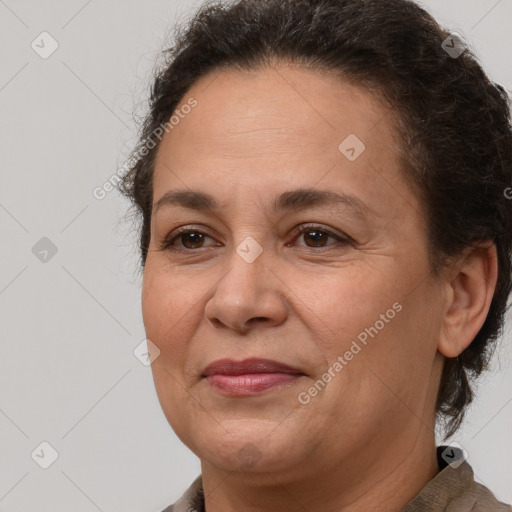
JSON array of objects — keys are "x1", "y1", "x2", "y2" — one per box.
[{"x1": 153, "y1": 188, "x2": 371, "y2": 218}]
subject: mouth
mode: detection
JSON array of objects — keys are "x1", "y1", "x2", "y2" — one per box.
[{"x1": 201, "y1": 358, "x2": 306, "y2": 396}]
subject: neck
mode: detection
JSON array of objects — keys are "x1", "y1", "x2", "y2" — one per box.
[{"x1": 200, "y1": 427, "x2": 439, "y2": 512}]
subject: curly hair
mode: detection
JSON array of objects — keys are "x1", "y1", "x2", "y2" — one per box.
[{"x1": 117, "y1": 0, "x2": 512, "y2": 440}]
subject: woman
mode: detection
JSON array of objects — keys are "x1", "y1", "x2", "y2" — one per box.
[{"x1": 117, "y1": 0, "x2": 512, "y2": 510}]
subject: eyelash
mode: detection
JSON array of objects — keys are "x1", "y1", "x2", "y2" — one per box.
[{"x1": 159, "y1": 224, "x2": 351, "y2": 252}]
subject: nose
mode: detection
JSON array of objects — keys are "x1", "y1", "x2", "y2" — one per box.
[{"x1": 204, "y1": 245, "x2": 288, "y2": 333}]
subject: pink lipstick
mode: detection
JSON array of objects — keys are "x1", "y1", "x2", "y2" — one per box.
[{"x1": 202, "y1": 358, "x2": 305, "y2": 396}]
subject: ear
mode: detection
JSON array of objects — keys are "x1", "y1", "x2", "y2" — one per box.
[{"x1": 437, "y1": 241, "x2": 498, "y2": 358}]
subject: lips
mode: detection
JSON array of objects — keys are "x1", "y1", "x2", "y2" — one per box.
[
  {"x1": 202, "y1": 358, "x2": 305, "y2": 396},
  {"x1": 202, "y1": 358, "x2": 304, "y2": 377}
]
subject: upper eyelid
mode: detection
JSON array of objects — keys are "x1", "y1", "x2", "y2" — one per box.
[
  {"x1": 293, "y1": 223, "x2": 347, "y2": 238},
  {"x1": 168, "y1": 223, "x2": 343, "y2": 239}
]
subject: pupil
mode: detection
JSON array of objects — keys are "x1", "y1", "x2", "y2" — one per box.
[
  {"x1": 184, "y1": 233, "x2": 203, "y2": 248},
  {"x1": 306, "y1": 230, "x2": 327, "y2": 246}
]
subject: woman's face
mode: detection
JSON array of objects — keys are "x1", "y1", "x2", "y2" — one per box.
[{"x1": 142, "y1": 62, "x2": 446, "y2": 481}]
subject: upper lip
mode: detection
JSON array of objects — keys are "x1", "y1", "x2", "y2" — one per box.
[{"x1": 202, "y1": 358, "x2": 304, "y2": 377}]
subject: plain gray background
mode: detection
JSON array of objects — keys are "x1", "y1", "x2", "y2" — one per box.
[{"x1": 0, "y1": 0, "x2": 511, "y2": 510}]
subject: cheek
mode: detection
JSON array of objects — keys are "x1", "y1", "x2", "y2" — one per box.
[
  {"x1": 305, "y1": 271, "x2": 401, "y2": 346},
  {"x1": 344, "y1": 289, "x2": 440, "y2": 415},
  {"x1": 307, "y1": 270, "x2": 436, "y2": 400},
  {"x1": 143, "y1": 271, "x2": 196, "y2": 435},
  {"x1": 141, "y1": 264, "x2": 210, "y2": 380},
  {"x1": 142, "y1": 264, "x2": 193, "y2": 333},
  {"x1": 141, "y1": 271, "x2": 167, "y2": 339},
  {"x1": 141, "y1": 267, "x2": 189, "y2": 362}
]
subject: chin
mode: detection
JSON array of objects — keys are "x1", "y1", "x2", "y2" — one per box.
[{"x1": 186, "y1": 424, "x2": 304, "y2": 474}]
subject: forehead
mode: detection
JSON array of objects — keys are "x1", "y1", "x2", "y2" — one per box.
[
  {"x1": 171, "y1": 62, "x2": 392, "y2": 150},
  {"x1": 152, "y1": 62, "x2": 416, "y2": 221}
]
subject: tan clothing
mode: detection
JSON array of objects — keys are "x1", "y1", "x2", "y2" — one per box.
[{"x1": 161, "y1": 446, "x2": 511, "y2": 511}]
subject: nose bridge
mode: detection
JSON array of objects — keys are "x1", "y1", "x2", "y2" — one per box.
[
  {"x1": 205, "y1": 232, "x2": 287, "y2": 331},
  {"x1": 220, "y1": 186, "x2": 273, "y2": 267},
  {"x1": 235, "y1": 233, "x2": 266, "y2": 265},
  {"x1": 223, "y1": 232, "x2": 268, "y2": 295},
  {"x1": 221, "y1": 187, "x2": 284, "y2": 291}
]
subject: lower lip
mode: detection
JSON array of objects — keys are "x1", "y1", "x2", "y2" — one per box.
[{"x1": 205, "y1": 373, "x2": 303, "y2": 396}]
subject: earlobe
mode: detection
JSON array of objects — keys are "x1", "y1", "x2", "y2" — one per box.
[{"x1": 437, "y1": 242, "x2": 498, "y2": 359}]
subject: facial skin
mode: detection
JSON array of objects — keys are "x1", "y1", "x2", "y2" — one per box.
[{"x1": 142, "y1": 61, "x2": 498, "y2": 512}]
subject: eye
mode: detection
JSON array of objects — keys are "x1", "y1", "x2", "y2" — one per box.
[
  {"x1": 159, "y1": 223, "x2": 351, "y2": 253},
  {"x1": 288, "y1": 224, "x2": 350, "y2": 249},
  {"x1": 159, "y1": 228, "x2": 219, "y2": 251}
]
